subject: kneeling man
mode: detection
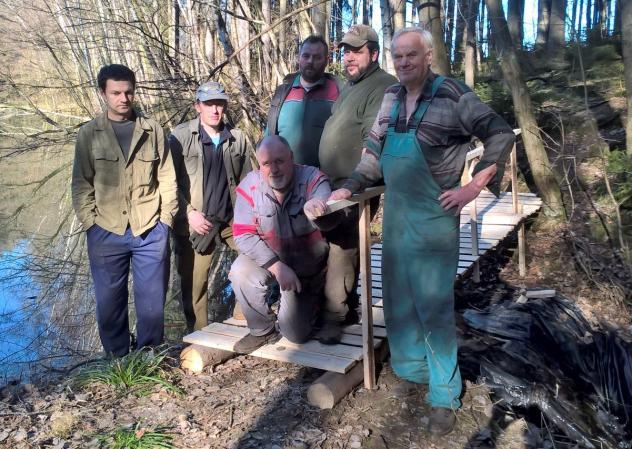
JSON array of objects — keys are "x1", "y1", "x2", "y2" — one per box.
[{"x1": 229, "y1": 135, "x2": 332, "y2": 353}]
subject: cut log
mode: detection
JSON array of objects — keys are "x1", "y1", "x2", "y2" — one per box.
[
  {"x1": 180, "y1": 345, "x2": 235, "y2": 373},
  {"x1": 306, "y1": 341, "x2": 389, "y2": 409}
]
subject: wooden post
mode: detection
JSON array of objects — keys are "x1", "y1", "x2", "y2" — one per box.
[
  {"x1": 518, "y1": 204, "x2": 526, "y2": 277},
  {"x1": 358, "y1": 199, "x2": 376, "y2": 390},
  {"x1": 510, "y1": 142, "x2": 526, "y2": 277},
  {"x1": 464, "y1": 158, "x2": 480, "y2": 282},
  {"x1": 510, "y1": 142, "x2": 519, "y2": 214}
]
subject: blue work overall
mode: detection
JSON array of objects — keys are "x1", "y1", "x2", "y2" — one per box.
[{"x1": 380, "y1": 76, "x2": 462, "y2": 409}]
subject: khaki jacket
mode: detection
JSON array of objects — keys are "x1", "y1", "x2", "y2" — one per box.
[
  {"x1": 71, "y1": 112, "x2": 178, "y2": 236},
  {"x1": 168, "y1": 117, "x2": 254, "y2": 236}
]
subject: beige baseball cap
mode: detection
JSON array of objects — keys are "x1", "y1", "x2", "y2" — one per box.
[{"x1": 340, "y1": 24, "x2": 379, "y2": 48}]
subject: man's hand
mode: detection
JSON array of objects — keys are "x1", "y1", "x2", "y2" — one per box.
[
  {"x1": 304, "y1": 198, "x2": 328, "y2": 221},
  {"x1": 438, "y1": 183, "x2": 480, "y2": 215},
  {"x1": 268, "y1": 261, "x2": 302, "y2": 292},
  {"x1": 329, "y1": 188, "x2": 352, "y2": 201},
  {"x1": 188, "y1": 210, "x2": 213, "y2": 235}
]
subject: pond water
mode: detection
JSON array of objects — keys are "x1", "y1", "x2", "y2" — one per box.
[{"x1": 0, "y1": 138, "x2": 230, "y2": 383}]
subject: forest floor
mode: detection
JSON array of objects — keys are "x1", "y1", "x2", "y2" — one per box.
[{"x1": 1, "y1": 219, "x2": 630, "y2": 449}]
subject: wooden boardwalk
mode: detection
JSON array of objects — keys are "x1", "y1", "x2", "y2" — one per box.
[{"x1": 182, "y1": 190, "x2": 542, "y2": 374}]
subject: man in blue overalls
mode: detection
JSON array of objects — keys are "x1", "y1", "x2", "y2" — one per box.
[{"x1": 329, "y1": 28, "x2": 516, "y2": 435}]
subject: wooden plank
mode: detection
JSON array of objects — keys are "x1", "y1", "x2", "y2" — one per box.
[
  {"x1": 271, "y1": 337, "x2": 365, "y2": 361},
  {"x1": 343, "y1": 324, "x2": 388, "y2": 338},
  {"x1": 223, "y1": 317, "x2": 248, "y2": 327},
  {"x1": 200, "y1": 322, "x2": 250, "y2": 338},
  {"x1": 183, "y1": 330, "x2": 241, "y2": 352},
  {"x1": 339, "y1": 333, "x2": 382, "y2": 346},
  {"x1": 251, "y1": 345, "x2": 354, "y2": 373},
  {"x1": 325, "y1": 186, "x2": 385, "y2": 214}
]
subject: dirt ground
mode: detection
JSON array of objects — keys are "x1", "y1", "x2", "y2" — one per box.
[{"x1": 2, "y1": 218, "x2": 629, "y2": 449}]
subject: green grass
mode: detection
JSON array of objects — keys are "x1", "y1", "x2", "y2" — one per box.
[
  {"x1": 98, "y1": 423, "x2": 177, "y2": 449},
  {"x1": 75, "y1": 347, "x2": 183, "y2": 397}
]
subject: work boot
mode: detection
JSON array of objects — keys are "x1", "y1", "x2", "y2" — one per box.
[
  {"x1": 233, "y1": 330, "x2": 279, "y2": 354},
  {"x1": 390, "y1": 379, "x2": 421, "y2": 399},
  {"x1": 314, "y1": 322, "x2": 342, "y2": 345},
  {"x1": 427, "y1": 407, "x2": 456, "y2": 436}
]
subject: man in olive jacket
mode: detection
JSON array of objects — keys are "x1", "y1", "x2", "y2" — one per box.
[
  {"x1": 169, "y1": 82, "x2": 253, "y2": 332},
  {"x1": 317, "y1": 25, "x2": 397, "y2": 344},
  {"x1": 71, "y1": 64, "x2": 178, "y2": 357}
]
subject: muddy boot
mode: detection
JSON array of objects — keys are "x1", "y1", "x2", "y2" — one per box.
[
  {"x1": 232, "y1": 300, "x2": 245, "y2": 320},
  {"x1": 390, "y1": 379, "x2": 421, "y2": 399},
  {"x1": 233, "y1": 330, "x2": 279, "y2": 354},
  {"x1": 314, "y1": 322, "x2": 342, "y2": 345},
  {"x1": 427, "y1": 407, "x2": 456, "y2": 436}
]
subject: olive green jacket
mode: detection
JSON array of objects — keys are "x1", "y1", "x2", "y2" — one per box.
[
  {"x1": 71, "y1": 112, "x2": 178, "y2": 236},
  {"x1": 168, "y1": 117, "x2": 254, "y2": 236}
]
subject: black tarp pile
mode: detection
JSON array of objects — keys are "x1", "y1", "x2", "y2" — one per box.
[{"x1": 460, "y1": 294, "x2": 632, "y2": 448}]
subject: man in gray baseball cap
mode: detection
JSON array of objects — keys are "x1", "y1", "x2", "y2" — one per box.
[
  {"x1": 169, "y1": 81, "x2": 254, "y2": 332},
  {"x1": 315, "y1": 26, "x2": 397, "y2": 344}
]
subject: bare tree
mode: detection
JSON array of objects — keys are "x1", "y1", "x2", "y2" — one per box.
[
  {"x1": 623, "y1": 0, "x2": 632, "y2": 155},
  {"x1": 418, "y1": 0, "x2": 451, "y2": 75},
  {"x1": 485, "y1": 0, "x2": 564, "y2": 215},
  {"x1": 536, "y1": 0, "x2": 551, "y2": 48}
]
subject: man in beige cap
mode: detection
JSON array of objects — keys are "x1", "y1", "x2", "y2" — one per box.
[
  {"x1": 169, "y1": 81, "x2": 253, "y2": 332},
  {"x1": 316, "y1": 25, "x2": 397, "y2": 344}
]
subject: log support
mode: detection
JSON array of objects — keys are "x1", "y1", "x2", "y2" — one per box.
[{"x1": 180, "y1": 345, "x2": 235, "y2": 373}]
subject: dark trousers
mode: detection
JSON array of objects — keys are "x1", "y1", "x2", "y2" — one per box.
[{"x1": 87, "y1": 222, "x2": 170, "y2": 356}]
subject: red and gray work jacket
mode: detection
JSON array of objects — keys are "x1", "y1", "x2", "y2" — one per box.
[{"x1": 232, "y1": 165, "x2": 331, "y2": 277}]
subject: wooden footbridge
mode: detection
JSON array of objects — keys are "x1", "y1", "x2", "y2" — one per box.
[{"x1": 181, "y1": 130, "x2": 543, "y2": 408}]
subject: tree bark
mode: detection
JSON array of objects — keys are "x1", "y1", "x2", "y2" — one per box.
[
  {"x1": 312, "y1": 0, "x2": 329, "y2": 40},
  {"x1": 536, "y1": 0, "x2": 551, "y2": 47},
  {"x1": 508, "y1": 0, "x2": 524, "y2": 49},
  {"x1": 453, "y1": 0, "x2": 467, "y2": 71},
  {"x1": 381, "y1": 0, "x2": 395, "y2": 74},
  {"x1": 363, "y1": 0, "x2": 372, "y2": 25},
  {"x1": 464, "y1": 0, "x2": 479, "y2": 87},
  {"x1": 613, "y1": 0, "x2": 621, "y2": 36},
  {"x1": 391, "y1": 0, "x2": 406, "y2": 30},
  {"x1": 622, "y1": 0, "x2": 632, "y2": 155},
  {"x1": 547, "y1": 0, "x2": 567, "y2": 64},
  {"x1": 418, "y1": 0, "x2": 451, "y2": 75},
  {"x1": 484, "y1": 0, "x2": 564, "y2": 215},
  {"x1": 445, "y1": 0, "x2": 456, "y2": 62}
]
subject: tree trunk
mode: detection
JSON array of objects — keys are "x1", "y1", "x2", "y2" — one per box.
[
  {"x1": 391, "y1": 0, "x2": 406, "y2": 30},
  {"x1": 453, "y1": 0, "x2": 467, "y2": 70},
  {"x1": 381, "y1": 0, "x2": 395, "y2": 74},
  {"x1": 586, "y1": 0, "x2": 593, "y2": 33},
  {"x1": 418, "y1": 0, "x2": 451, "y2": 75},
  {"x1": 484, "y1": 0, "x2": 564, "y2": 215},
  {"x1": 363, "y1": 0, "x2": 372, "y2": 25},
  {"x1": 547, "y1": 0, "x2": 567, "y2": 64},
  {"x1": 312, "y1": 0, "x2": 329, "y2": 40},
  {"x1": 173, "y1": 0, "x2": 180, "y2": 66},
  {"x1": 464, "y1": 0, "x2": 479, "y2": 87},
  {"x1": 599, "y1": 0, "x2": 609, "y2": 37},
  {"x1": 622, "y1": 0, "x2": 632, "y2": 155},
  {"x1": 279, "y1": 0, "x2": 287, "y2": 57},
  {"x1": 508, "y1": 0, "x2": 523, "y2": 49},
  {"x1": 536, "y1": 0, "x2": 551, "y2": 47},
  {"x1": 613, "y1": 0, "x2": 621, "y2": 36},
  {"x1": 445, "y1": 0, "x2": 456, "y2": 63}
]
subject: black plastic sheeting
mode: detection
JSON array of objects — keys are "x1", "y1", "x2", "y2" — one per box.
[{"x1": 460, "y1": 295, "x2": 632, "y2": 448}]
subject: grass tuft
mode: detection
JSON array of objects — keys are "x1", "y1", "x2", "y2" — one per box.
[
  {"x1": 74, "y1": 347, "x2": 183, "y2": 397},
  {"x1": 98, "y1": 423, "x2": 177, "y2": 449}
]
